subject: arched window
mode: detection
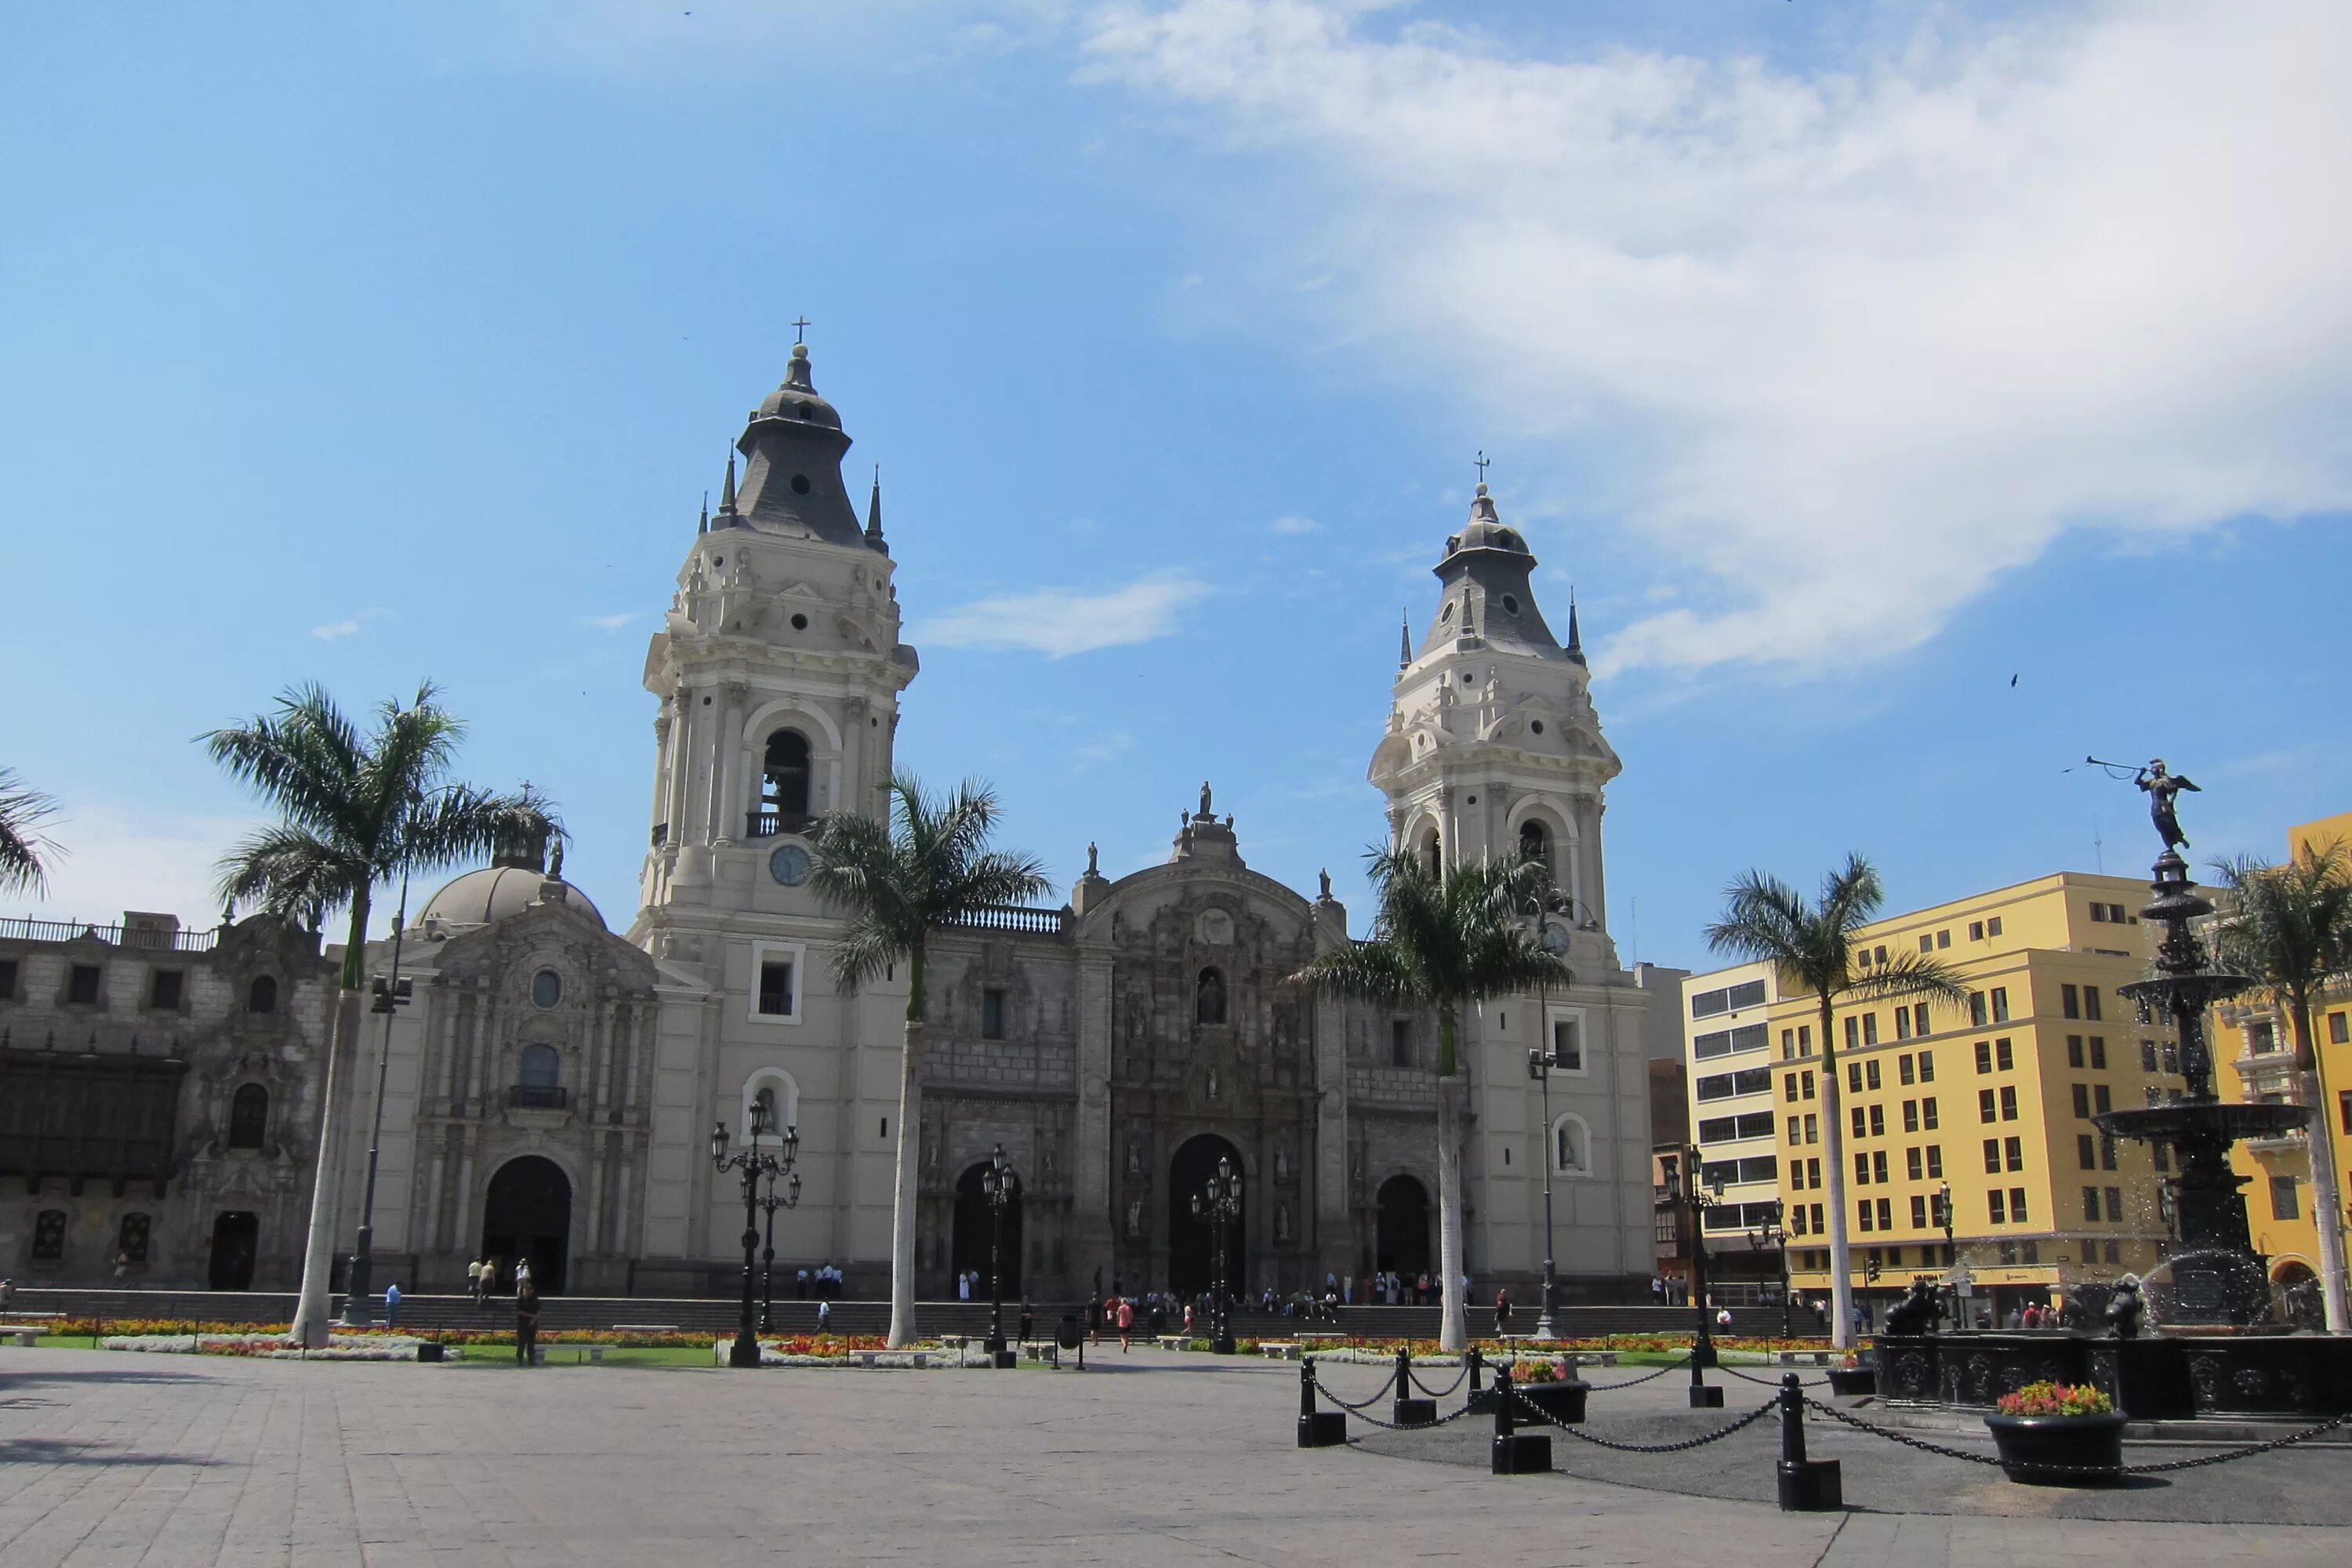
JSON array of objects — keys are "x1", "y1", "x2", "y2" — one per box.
[
  {"x1": 31, "y1": 1209, "x2": 64, "y2": 1261},
  {"x1": 1550, "y1": 1112, "x2": 1594, "y2": 1177},
  {"x1": 227, "y1": 1084, "x2": 269, "y2": 1149},
  {"x1": 760, "y1": 729, "x2": 811, "y2": 823},
  {"x1": 1415, "y1": 826, "x2": 1441, "y2": 878},
  {"x1": 117, "y1": 1212, "x2": 151, "y2": 1263},
  {"x1": 519, "y1": 1044, "x2": 561, "y2": 1089},
  {"x1": 1518, "y1": 819, "x2": 1552, "y2": 880},
  {"x1": 531, "y1": 969, "x2": 562, "y2": 1008},
  {"x1": 246, "y1": 975, "x2": 278, "y2": 1014},
  {"x1": 1196, "y1": 967, "x2": 1228, "y2": 1026}
]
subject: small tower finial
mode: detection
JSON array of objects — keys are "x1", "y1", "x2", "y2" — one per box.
[
  {"x1": 865, "y1": 463, "x2": 887, "y2": 551},
  {"x1": 1399, "y1": 608, "x2": 1412, "y2": 669},
  {"x1": 698, "y1": 491, "x2": 709, "y2": 535},
  {"x1": 1475, "y1": 449, "x2": 1490, "y2": 488},
  {"x1": 719, "y1": 449, "x2": 738, "y2": 514},
  {"x1": 1565, "y1": 586, "x2": 1586, "y2": 666},
  {"x1": 792, "y1": 314, "x2": 811, "y2": 346}
]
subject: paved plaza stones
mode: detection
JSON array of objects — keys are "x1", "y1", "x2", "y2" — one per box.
[{"x1": 2, "y1": 1345, "x2": 2347, "y2": 1566}]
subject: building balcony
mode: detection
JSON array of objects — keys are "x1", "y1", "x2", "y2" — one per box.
[
  {"x1": 505, "y1": 1084, "x2": 572, "y2": 1111},
  {"x1": 746, "y1": 811, "x2": 816, "y2": 840}
]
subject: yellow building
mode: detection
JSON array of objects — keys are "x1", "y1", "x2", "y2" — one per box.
[
  {"x1": 2219, "y1": 810, "x2": 2352, "y2": 1325},
  {"x1": 1682, "y1": 872, "x2": 2181, "y2": 1325}
]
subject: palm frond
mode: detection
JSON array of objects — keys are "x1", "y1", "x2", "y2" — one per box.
[
  {"x1": 214, "y1": 825, "x2": 362, "y2": 921},
  {"x1": 201, "y1": 684, "x2": 368, "y2": 843},
  {"x1": 1846, "y1": 950, "x2": 1973, "y2": 1005},
  {"x1": 0, "y1": 768, "x2": 62, "y2": 896},
  {"x1": 1287, "y1": 942, "x2": 1420, "y2": 1008}
]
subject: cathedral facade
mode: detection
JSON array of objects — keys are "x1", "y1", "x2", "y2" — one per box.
[{"x1": 5, "y1": 343, "x2": 1657, "y2": 1303}]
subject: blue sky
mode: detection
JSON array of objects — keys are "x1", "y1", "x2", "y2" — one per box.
[{"x1": 4, "y1": 1, "x2": 2348, "y2": 973}]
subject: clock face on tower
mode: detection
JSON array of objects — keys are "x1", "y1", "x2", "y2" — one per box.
[{"x1": 768, "y1": 844, "x2": 813, "y2": 886}]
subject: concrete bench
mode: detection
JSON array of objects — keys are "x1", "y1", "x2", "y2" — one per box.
[
  {"x1": 8, "y1": 1330, "x2": 37, "y2": 1347},
  {"x1": 611, "y1": 1325, "x2": 680, "y2": 1335},
  {"x1": 1777, "y1": 1350, "x2": 1833, "y2": 1366},
  {"x1": 1156, "y1": 1335, "x2": 1189, "y2": 1350},
  {"x1": 849, "y1": 1350, "x2": 932, "y2": 1368},
  {"x1": 1258, "y1": 1342, "x2": 1301, "y2": 1360}
]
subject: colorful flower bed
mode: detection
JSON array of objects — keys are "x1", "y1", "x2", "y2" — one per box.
[{"x1": 1996, "y1": 1381, "x2": 2114, "y2": 1417}]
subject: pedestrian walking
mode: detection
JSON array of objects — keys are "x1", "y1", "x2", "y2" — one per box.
[
  {"x1": 816, "y1": 1298, "x2": 831, "y2": 1334},
  {"x1": 113, "y1": 1251, "x2": 130, "y2": 1282},
  {"x1": 797, "y1": 1268, "x2": 809, "y2": 1300},
  {"x1": 1494, "y1": 1287, "x2": 1513, "y2": 1334},
  {"x1": 466, "y1": 1258, "x2": 482, "y2": 1304},
  {"x1": 1019, "y1": 1297, "x2": 1034, "y2": 1345},
  {"x1": 1116, "y1": 1295, "x2": 1134, "y2": 1352},
  {"x1": 384, "y1": 1281, "x2": 401, "y2": 1329},
  {"x1": 515, "y1": 1281, "x2": 542, "y2": 1365}
]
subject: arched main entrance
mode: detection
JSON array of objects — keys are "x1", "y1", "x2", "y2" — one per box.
[
  {"x1": 1375, "y1": 1174, "x2": 1431, "y2": 1278},
  {"x1": 207, "y1": 1211, "x2": 258, "y2": 1290},
  {"x1": 482, "y1": 1156, "x2": 571, "y2": 1294},
  {"x1": 1168, "y1": 1134, "x2": 1247, "y2": 1298},
  {"x1": 950, "y1": 1161, "x2": 1023, "y2": 1298}
]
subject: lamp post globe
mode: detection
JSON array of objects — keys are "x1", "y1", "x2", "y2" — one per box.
[
  {"x1": 1196, "y1": 1156, "x2": 1243, "y2": 1355},
  {"x1": 981, "y1": 1144, "x2": 1022, "y2": 1365}
]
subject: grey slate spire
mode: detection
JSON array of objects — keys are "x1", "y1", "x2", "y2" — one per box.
[
  {"x1": 719, "y1": 451, "x2": 738, "y2": 518},
  {"x1": 1566, "y1": 593, "x2": 1586, "y2": 666},
  {"x1": 865, "y1": 464, "x2": 887, "y2": 554},
  {"x1": 698, "y1": 491, "x2": 709, "y2": 535},
  {"x1": 1399, "y1": 610, "x2": 1411, "y2": 669}
]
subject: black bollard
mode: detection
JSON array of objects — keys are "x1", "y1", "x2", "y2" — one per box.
[
  {"x1": 1394, "y1": 1345, "x2": 1436, "y2": 1426},
  {"x1": 1490, "y1": 1367, "x2": 1552, "y2": 1473},
  {"x1": 1298, "y1": 1358, "x2": 1348, "y2": 1446},
  {"x1": 1774, "y1": 1372, "x2": 1843, "y2": 1511},
  {"x1": 1468, "y1": 1346, "x2": 1484, "y2": 1394}
]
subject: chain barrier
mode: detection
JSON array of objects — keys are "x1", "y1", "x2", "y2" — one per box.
[
  {"x1": 1338, "y1": 1399, "x2": 1482, "y2": 1432},
  {"x1": 1306, "y1": 1364, "x2": 1399, "y2": 1412},
  {"x1": 1410, "y1": 1362, "x2": 1471, "y2": 1399},
  {"x1": 1510, "y1": 1386, "x2": 1780, "y2": 1454},
  {"x1": 1802, "y1": 1396, "x2": 2352, "y2": 1477},
  {"x1": 1723, "y1": 1363, "x2": 1833, "y2": 1390},
  {"x1": 1572, "y1": 1356, "x2": 1693, "y2": 1391}
]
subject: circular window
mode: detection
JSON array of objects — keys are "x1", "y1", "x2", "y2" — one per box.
[
  {"x1": 1530, "y1": 720, "x2": 1545, "y2": 735},
  {"x1": 789, "y1": 474, "x2": 811, "y2": 495},
  {"x1": 790, "y1": 612, "x2": 809, "y2": 631},
  {"x1": 1501, "y1": 594, "x2": 1519, "y2": 614},
  {"x1": 531, "y1": 970, "x2": 562, "y2": 1009},
  {"x1": 702, "y1": 695, "x2": 713, "y2": 706},
  {"x1": 797, "y1": 401, "x2": 815, "y2": 418},
  {"x1": 712, "y1": 556, "x2": 724, "y2": 567},
  {"x1": 1441, "y1": 602, "x2": 1454, "y2": 622}
]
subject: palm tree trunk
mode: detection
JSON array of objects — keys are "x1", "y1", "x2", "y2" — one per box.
[
  {"x1": 290, "y1": 985, "x2": 361, "y2": 1347},
  {"x1": 1817, "y1": 995, "x2": 1854, "y2": 1350},
  {"x1": 2290, "y1": 996, "x2": 2350, "y2": 1332},
  {"x1": 1435, "y1": 1012, "x2": 1468, "y2": 1352},
  {"x1": 886, "y1": 1016, "x2": 924, "y2": 1348}
]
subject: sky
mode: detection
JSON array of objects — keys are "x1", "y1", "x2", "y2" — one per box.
[{"x1": 3, "y1": 1, "x2": 2349, "y2": 975}]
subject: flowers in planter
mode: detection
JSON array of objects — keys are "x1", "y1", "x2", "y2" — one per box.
[
  {"x1": 1995, "y1": 1381, "x2": 2114, "y2": 1417},
  {"x1": 1503, "y1": 1358, "x2": 1575, "y2": 1384}
]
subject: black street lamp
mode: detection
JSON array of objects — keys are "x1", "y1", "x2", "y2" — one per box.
[
  {"x1": 712, "y1": 1096, "x2": 800, "y2": 1368},
  {"x1": 1748, "y1": 1207, "x2": 1792, "y2": 1341},
  {"x1": 1523, "y1": 891, "x2": 1573, "y2": 1341},
  {"x1": 981, "y1": 1144, "x2": 1022, "y2": 1366},
  {"x1": 1192, "y1": 1155, "x2": 1243, "y2": 1355},
  {"x1": 341, "y1": 869, "x2": 415, "y2": 1327},
  {"x1": 757, "y1": 1161, "x2": 793, "y2": 1332},
  {"x1": 1665, "y1": 1145, "x2": 1726, "y2": 1408}
]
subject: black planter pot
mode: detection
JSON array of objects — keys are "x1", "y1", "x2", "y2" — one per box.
[
  {"x1": 1984, "y1": 1412, "x2": 2125, "y2": 1485},
  {"x1": 1518, "y1": 1380, "x2": 1590, "y2": 1424},
  {"x1": 1825, "y1": 1367, "x2": 1875, "y2": 1396}
]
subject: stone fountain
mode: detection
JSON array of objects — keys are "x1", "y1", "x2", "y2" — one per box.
[{"x1": 1875, "y1": 765, "x2": 2351, "y2": 1418}]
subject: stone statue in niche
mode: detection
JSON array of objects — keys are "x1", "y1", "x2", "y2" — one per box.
[
  {"x1": 1041, "y1": 1144, "x2": 1055, "y2": 1180},
  {"x1": 1319, "y1": 868, "x2": 1332, "y2": 900},
  {"x1": 924, "y1": 1132, "x2": 940, "y2": 1174},
  {"x1": 1206, "y1": 1068, "x2": 1220, "y2": 1102},
  {"x1": 1275, "y1": 1143, "x2": 1290, "y2": 1182},
  {"x1": 1195, "y1": 908, "x2": 1235, "y2": 946},
  {"x1": 1126, "y1": 1199, "x2": 1145, "y2": 1238},
  {"x1": 1275, "y1": 1202, "x2": 1291, "y2": 1242}
]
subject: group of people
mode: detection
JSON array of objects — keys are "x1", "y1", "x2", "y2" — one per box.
[
  {"x1": 466, "y1": 1255, "x2": 530, "y2": 1305},
  {"x1": 953, "y1": 1269, "x2": 996, "y2": 1301},
  {"x1": 795, "y1": 1263, "x2": 845, "y2": 1299}
]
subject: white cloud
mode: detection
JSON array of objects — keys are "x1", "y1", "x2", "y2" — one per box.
[
  {"x1": 5, "y1": 803, "x2": 265, "y2": 931},
  {"x1": 1269, "y1": 514, "x2": 1323, "y2": 533},
  {"x1": 583, "y1": 612, "x2": 641, "y2": 630},
  {"x1": 310, "y1": 619, "x2": 361, "y2": 641},
  {"x1": 1084, "y1": 0, "x2": 2352, "y2": 675},
  {"x1": 1074, "y1": 730, "x2": 1136, "y2": 768},
  {"x1": 912, "y1": 574, "x2": 1211, "y2": 657}
]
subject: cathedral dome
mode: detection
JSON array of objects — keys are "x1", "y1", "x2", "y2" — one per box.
[
  {"x1": 417, "y1": 864, "x2": 604, "y2": 933},
  {"x1": 1446, "y1": 486, "x2": 1532, "y2": 559}
]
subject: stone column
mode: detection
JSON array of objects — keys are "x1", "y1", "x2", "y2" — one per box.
[{"x1": 1073, "y1": 950, "x2": 1116, "y2": 1272}]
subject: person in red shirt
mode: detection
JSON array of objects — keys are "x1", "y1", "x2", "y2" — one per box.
[{"x1": 1116, "y1": 1296, "x2": 1135, "y2": 1352}]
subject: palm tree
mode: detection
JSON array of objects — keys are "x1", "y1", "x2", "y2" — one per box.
[
  {"x1": 1290, "y1": 848, "x2": 1567, "y2": 1351},
  {"x1": 205, "y1": 682, "x2": 560, "y2": 1346},
  {"x1": 1704, "y1": 855, "x2": 1969, "y2": 1349},
  {"x1": 2212, "y1": 841, "x2": 2352, "y2": 1333},
  {"x1": 810, "y1": 771, "x2": 1049, "y2": 1348},
  {"x1": 0, "y1": 769, "x2": 61, "y2": 896}
]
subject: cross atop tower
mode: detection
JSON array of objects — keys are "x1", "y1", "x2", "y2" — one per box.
[
  {"x1": 791, "y1": 315, "x2": 812, "y2": 346},
  {"x1": 1474, "y1": 450, "x2": 1490, "y2": 485}
]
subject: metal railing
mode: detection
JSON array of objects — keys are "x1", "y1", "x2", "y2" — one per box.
[
  {"x1": 506, "y1": 1084, "x2": 572, "y2": 1110},
  {"x1": 0, "y1": 918, "x2": 220, "y2": 952},
  {"x1": 745, "y1": 812, "x2": 816, "y2": 840}
]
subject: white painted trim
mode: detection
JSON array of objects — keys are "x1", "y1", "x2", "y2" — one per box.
[{"x1": 747, "y1": 940, "x2": 808, "y2": 1025}]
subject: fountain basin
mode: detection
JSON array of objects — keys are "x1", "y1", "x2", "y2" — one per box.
[
  {"x1": 1875, "y1": 1333, "x2": 2352, "y2": 1418},
  {"x1": 2094, "y1": 1102, "x2": 2310, "y2": 1144}
]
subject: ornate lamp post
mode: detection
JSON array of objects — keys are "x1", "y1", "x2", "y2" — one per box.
[
  {"x1": 712, "y1": 1097, "x2": 799, "y2": 1368},
  {"x1": 981, "y1": 1144, "x2": 1022, "y2": 1365},
  {"x1": 1748, "y1": 1208, "x2": 1792, "y2": 1340},
  {"x1": 757, "y1": 1160, "x2": 797, "y2": 1332},
  {"x1": 1665, "y1": 1146, "x2": 1726, "y2": 1407},
  {"x1": 341, "y1": 869, "x2": 414, "y2": 1327},
  {"x1": 1523, "y1": 891, "x2": 1573, "y2": 1341},
  {"x1": 1192, "y1": 1155, "x2": 1243, "y2": 1355}
]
